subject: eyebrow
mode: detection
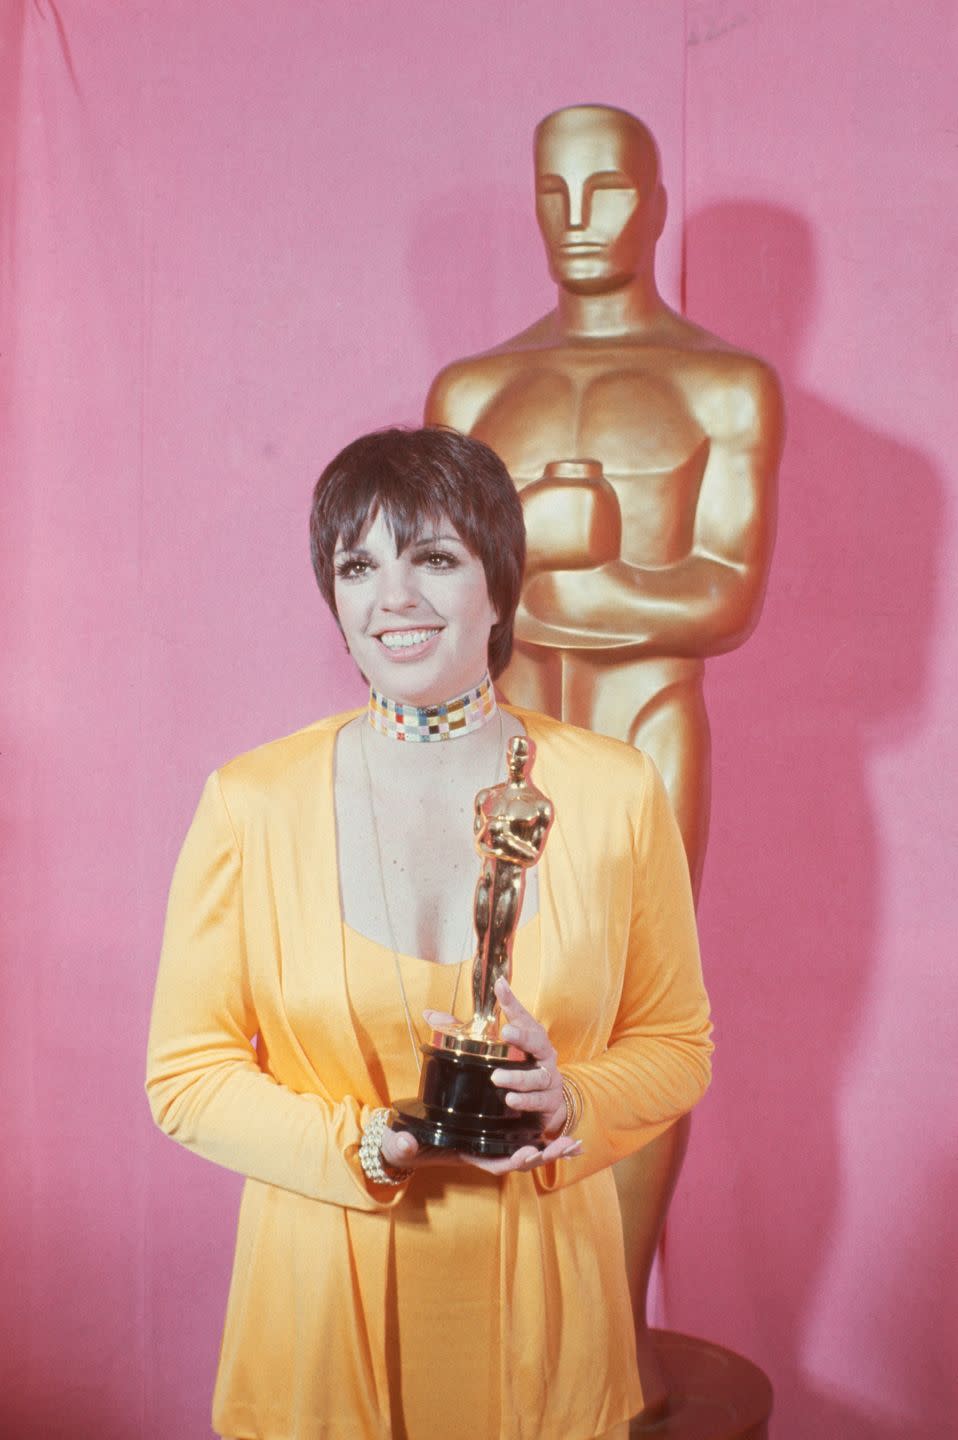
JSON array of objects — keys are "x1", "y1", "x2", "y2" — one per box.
[
  {"x1": 333, "y1": 532, "x2": 465, "y2": 556},
  {"x1": 537, "y1": 169, "x2": 634, "y2": 185}
]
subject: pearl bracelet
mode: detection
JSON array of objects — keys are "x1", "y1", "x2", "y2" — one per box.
[
  {"x1": 559, "y1": 1074, "x2": 583, "y2": 1137},
  {"x1": 359, "y1": 1107, "x2": 412, "y2": 1186}
]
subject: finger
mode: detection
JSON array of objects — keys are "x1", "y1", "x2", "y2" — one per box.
[
  {"x1": 499, "y1": 1021, "x2": 554, "y2": 1060},
  {"x1": 380, "y1": 1126, "x2": 419, "y2": 1167},
  {"x1": 462, "y1": 1145, "x2": 541, "y2": 1175},
  {"x1": 491, "y1": 1063, "x2": 553, "y2": 1092},
  {"x1": 464, "y1": 1138, "x2": 582, "y2": 1175},
  {"x1": 494, "y1": 984, "x2": 554, "y2": 1060},
  {"x1": 422, "y1": 1009, "x2": 457, "y2": 1028},
  {"x1": 502, "y1": 1083, "x2": 561, "y2": 1113},
  {"x1": 493, "y1": 977, "x2": 535, "y2": 1026},
  {"x1": 540, "y1": 1136, "x2": 583, "y2": 1164}
]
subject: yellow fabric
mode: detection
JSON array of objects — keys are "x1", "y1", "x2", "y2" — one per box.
[
  {"x1": 146, "y1": 707, "x2": 713, "y2": 1440},
  {"x1": 345, "y1": 922, "x2": 536, "y2": 1439}
]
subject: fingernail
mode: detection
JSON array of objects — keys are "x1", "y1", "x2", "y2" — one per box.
[
  {"x1": 501, "y1": 1025, "x2": 519, "y2": 1041},
  {"x1": 491, "y1": 1069, "x2": 506, "y2": 1084}
]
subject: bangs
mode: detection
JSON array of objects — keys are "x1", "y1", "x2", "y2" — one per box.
[{"x1": 326, "y1": 454, "x2": 481, "y2": 559}]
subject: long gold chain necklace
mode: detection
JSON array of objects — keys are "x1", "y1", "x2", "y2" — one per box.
[{"x1": 358, "y1": 706, "x2": 505, "y2": 1076}]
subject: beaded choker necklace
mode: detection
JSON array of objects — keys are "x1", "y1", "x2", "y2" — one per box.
[{"x1": 367, "y1": 673, "x2": 497, "y2": 742}]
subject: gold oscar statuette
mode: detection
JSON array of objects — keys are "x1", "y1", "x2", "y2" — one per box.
[{"x1": 393, "y1": 735, "x2": 555, "y2": 1155}]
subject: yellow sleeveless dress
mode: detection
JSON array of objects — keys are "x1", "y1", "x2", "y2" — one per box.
[
  {"x1": 342, "y1": 918, "x2": 534, "y2": 1439},
  {"x1": 340, "y1": 917, "x2": 627, "y2": 1440}
]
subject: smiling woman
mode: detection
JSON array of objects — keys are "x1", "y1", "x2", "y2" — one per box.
[
  {"x1": 146, "y1": 425, "x2": 713, "y2": 1440},
  {"x1": 310, "y1": 426, "x2": 525, "y2": 689},
  {"x1": 331, "y1": 511, "x2": 498, "y2": 703}
]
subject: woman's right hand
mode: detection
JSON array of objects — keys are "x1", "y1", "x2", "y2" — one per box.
[{"x1": 378, "y1": 1124, "x2": 464, "y2": 1173}]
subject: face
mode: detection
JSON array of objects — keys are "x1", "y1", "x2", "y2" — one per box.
[
  {"x1": 534, "y1": 109, "x2": 664, "y2": 294},
  {"x1": 333, "y1": 509, "x2": 499, "y2": 706}
]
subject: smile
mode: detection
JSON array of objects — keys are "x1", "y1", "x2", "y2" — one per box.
[{"x1": 376, "y1": 628, "x2": 442, "y2": 652}]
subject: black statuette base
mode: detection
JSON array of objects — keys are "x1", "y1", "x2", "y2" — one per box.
[{"x1": 393, "y1": 1042, "x2": 546, "y2": 1157}]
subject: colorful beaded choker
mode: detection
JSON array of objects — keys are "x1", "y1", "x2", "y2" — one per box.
[{"x1": 368, "y1": 674, "x2": 497, "y2": 742}]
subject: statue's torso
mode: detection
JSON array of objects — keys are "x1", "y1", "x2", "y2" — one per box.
[{"x1": 464, "y1": 345, "x2": 716, "y2": 568}]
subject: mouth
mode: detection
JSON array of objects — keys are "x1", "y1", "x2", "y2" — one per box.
[
  {"x1": 560, "y1": 241, "x2": 604, "y2": 254},
  {"x1": 375, "y1": 627, "x2": 443, "y2": 657}
]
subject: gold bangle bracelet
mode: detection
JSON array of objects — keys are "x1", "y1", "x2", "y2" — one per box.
[{"x1": 559, "y1": 1075, "x2": 583, "y2": 1137}]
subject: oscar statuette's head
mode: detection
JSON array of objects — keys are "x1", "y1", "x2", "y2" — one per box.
[
  {"x1": 534, "y1": 104, "x2": 666, "y2": 295},
  {"x1": 507, "y1": 734, "x2": 533, "y2": 781}
]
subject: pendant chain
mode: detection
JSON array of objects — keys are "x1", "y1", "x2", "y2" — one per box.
[{"x1": 358, "y1": 708, "x2": 505, "y2": 1077}]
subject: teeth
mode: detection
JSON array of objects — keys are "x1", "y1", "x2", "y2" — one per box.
[{"x1": 379, "y1": 629, "x2": 439, "y2": 650}]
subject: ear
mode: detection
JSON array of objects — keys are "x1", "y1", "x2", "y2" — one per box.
[{"x1": 655, "y1": 185, "x2": 668, "y2": 240}]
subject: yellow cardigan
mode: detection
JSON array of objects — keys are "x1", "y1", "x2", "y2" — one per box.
[{"x1": 147, "y1": 707, "x2": 712, "y2": 1439}]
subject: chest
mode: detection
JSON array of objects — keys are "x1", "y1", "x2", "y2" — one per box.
[
  {"x1": 473, "y1": 362, "x2": 706, "y2": 479},
  {"x1": 472, "y1": 364, "x2": 709, "y2": 565},
  {"x1": 335, "y1": 768, "x2": 541, "y2": 966}
]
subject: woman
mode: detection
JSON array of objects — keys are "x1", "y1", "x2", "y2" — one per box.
[{"x1": 146, "y1": 426, "x2": 713, "y2": 1440}]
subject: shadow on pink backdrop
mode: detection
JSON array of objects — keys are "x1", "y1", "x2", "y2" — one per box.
[{"x1": 674, "y1": 199, "x2": 947, "y2": 1438}]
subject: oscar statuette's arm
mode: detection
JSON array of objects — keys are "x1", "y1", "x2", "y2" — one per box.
[
  {"x1": 517, "y1": 363, "x2": 784, "y2": 658},
  {"x1": 483, "y1": 819, "x2": 541, "y2": 865}
]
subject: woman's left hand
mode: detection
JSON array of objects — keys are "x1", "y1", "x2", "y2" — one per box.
[{"x1": 425, "y1": 976, "x2": 581, "y2": 1176}]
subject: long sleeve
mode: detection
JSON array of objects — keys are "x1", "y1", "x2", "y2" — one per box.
[
  {"x1": 537, "y1": 754, "x2": 713, "y2": 1190},
  {"x1": 145, "y1": 771, "x2": 407, "y2": 1211}
]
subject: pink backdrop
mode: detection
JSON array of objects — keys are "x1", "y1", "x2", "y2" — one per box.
[{"x1": 3, "y1": 3, "x2": 955, "y2": 1436}]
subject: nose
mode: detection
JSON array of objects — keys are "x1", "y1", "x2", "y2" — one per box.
[
  {"x1": 566, "y1": 183, "x2": 589, "y2": 231},
  {"x1": 376, "y1": 557, "x2": 420, "y2": 613}
]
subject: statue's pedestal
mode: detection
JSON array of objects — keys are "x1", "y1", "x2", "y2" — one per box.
[{"x1": 630, "y1": 1331, "x2": 773, "y2": 1439}]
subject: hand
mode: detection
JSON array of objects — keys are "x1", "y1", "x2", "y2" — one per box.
[
  {"x1": 378, "y1": 1123, "x2": 463, "y2": 1174},
  {"x1": 373, "y1": 1007, "x2": 470, "y2": 1175},
  {"x1": 377, "y1": 989, "x2": 582, "y2": 1178},
  {"x1": 461, "y1": 977, "x2": 581, "y2": 1176}
]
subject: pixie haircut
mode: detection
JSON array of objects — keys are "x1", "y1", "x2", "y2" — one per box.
[{"x1": 309, "y1": 427, "x2": 526, "y2": 680}]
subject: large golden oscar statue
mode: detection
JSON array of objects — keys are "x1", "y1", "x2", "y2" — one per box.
[{"x1": 426, "y1": 104, "x2": 784, "y2": 1425}]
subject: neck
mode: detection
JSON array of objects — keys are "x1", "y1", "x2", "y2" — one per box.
[
  {"x1": 556, "y1": 272, "x2": 665, "y2": 337},
  {"x1": 368, "y1": 673, "x2": 497, "y2": 743}
]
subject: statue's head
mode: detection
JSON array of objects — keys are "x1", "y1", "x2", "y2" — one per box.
[
  {"x1": 507, "y1": 734, "x2": 534, "y2": 780},
  {"x1": 534, "y1": 104, "x2": 666, "y2": 295}
]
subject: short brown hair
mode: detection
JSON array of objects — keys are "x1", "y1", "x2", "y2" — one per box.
[{"x1": 309, "y1": 427, "x2": 525, "y2": 679}]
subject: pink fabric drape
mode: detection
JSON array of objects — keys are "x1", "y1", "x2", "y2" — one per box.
[{"x1": 3, "y1": 3, "x2": 955, "y2": 1436}]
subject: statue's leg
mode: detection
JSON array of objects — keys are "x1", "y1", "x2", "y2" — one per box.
[
  {"x1": 472, "y1": 869, "x2": 493, "y2": 1019},
  {"x1": 561, "y1": 657, "x2": 711, "y2": 1418},
  {"x1": 498, "y1": 640, "x2": 563, "y2": 714},
  {"x1": 488, "y1": 866, "x2": 521, "y2": 997},
  {"x1": 613, "y1": 1118, "x2": 691, "y2": 1420},
  {"x1": 626, "y1": 677, "x2": 711, "y2": 902},
  {"x1": 620, "y1": 680, "x2": 710, "y2": 1417}
]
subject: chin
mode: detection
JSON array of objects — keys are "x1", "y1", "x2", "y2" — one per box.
[{"x1": 553, "y1": 266, "x2": 630, "y2": 296}]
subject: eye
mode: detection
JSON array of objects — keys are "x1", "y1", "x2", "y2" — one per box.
[
  {"x1": 585, "y1": 173, "x2": 638, "y2": 206},
  {"x1": 334, "y1": 556, "x2": 372, "y2": 580},
  {"x1": 417, "y1": 549, "x2": 460, "y2": 571}
]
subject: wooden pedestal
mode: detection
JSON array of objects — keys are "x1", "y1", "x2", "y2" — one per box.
[{"x1": 629, "y1": 1330, "x2": 773, "y2": 1439}]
